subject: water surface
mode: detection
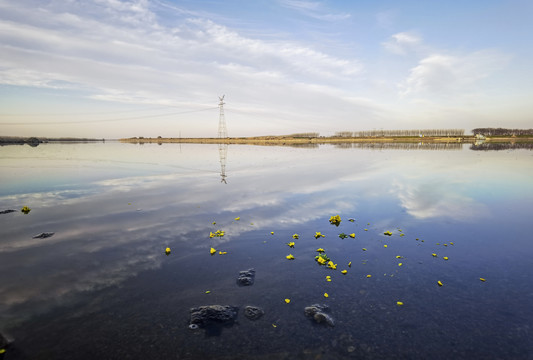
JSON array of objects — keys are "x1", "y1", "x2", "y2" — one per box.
[{"x1": 1, "y1": 142, "x2": 532, "y2": 359}]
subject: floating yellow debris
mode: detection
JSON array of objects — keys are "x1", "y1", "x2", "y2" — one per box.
[
  {"x1": 317, "y1": 256, "x2": 327, "y2": 265},
  {"x1": 287, "y1": 242, "x2": 295, "y2": 248},
  {"x1": 286, "y1": 254, "x2": 295, "y2": 260},
  {"x1": 443, "y1": 244, "x2": 448, "y2": 246},
  {"x1": 327, "y1": 261, "x2": 337, "y2": 270},
  {"x1": 436, "y1": 243, "x2": 440, "y2": 245},
  {"x1": 397, "y1": 301, "x2": 404, "y2": 306},
  {"x1": 329, "y1": 215, "x2": 341, "y2": 226},
  {"x1": 348, "y1": 261, "x2": 352, "y2": 267},
  {"x1": 21, "y1": 206, "x2": 31, "y2": 214},
  {"x1": 324, "y1": 292, "x2": 329, "y2": 298},
  {"x1": 450, "y1": 242, "x2": 454, "y2": 245},
  {"x1": 364, "y1": 229, "x2": 368, "y2": 231},
  {"x1": 383, "y1": 245, "x2": 388, "y2": 248},
  {"x1": 165, "y1": 247, "x2": 171, "y2": 255},
  {"x1": 399, "y1": 233, "x2": 405, "y2": 237},
  {"x1": 443, "y1": 256, "x2": 449, "y2": 260},
  {"x1": 396, "y1": 255, "x2": 403, "y2": 259},
  {"x1": 326, "y1": 275, "x2": 331, "y2": 282},
  {"x1": 292, "y1": 234, "x2": 299, "y2": 239},
  {"x1": 349, "y1": 233, "x2": 355, "y2": 238},
  {"x1": 234, "y1": 217, "x2": 240, "y2": 221},
  {"x1": 210, "y1": 247, "x2": 217, "y2": 255},
  {"x1": 366, "y1": 274, "x2": 372, "y2": 278},
  {"x1": 341, "y1": 270, "x2": 348, "y2": 274},
  {"x1": 210, "y1": 230, "x2": 225, "y2": 238},
  {"x1": 219, "y1": 251, "x2": 228, "y2": 255},
  {"x1": 285, "y1": 299, "x2": 291, "y2": 304},
  {"x1": 272, "y1": 324, "x2": 277, "y2": 328},
  {"x1": 205, "y1": 291, "x2": 211, "y2": 294},
  {"x1": 362, "y1": 248, "x2": 367, "y2": 251},
  {"x1": 384, "y1": 231, "x2": 392, "y2": 236},
  {"x1": 314, "y1": 232, "x2": 325, "y2": 239},
  {"x1": 398, "y1": 263, "x2": 403, "y2": 267},
  {"x1": 271, "y1": 231, "x2": 274, "y2": 235},
  {"x1": 437, "y1": 281, "x2": 443, "y2": 286},
  {"x1": 480, "y1": 278, "x2": 486, "y2": 282},
  {"x1": 432, "y1": 253, "x2": 437, "y2": 257},
  {"x1": 316, "y1": 248, "x2": 325, "y2": 252},
  {"x1": 212, "y1": 221, "x2": 216, "y2": 225}
]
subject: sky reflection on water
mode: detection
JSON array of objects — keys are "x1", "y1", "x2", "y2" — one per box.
[{"x1": 0, "y1": 142, "x2": 532, "y2": 359}]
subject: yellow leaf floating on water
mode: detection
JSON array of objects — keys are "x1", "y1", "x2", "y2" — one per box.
[
  {"x1": 327, "y1": 261, "x2": 337, "y2": 270},
  {"x1": 219, "y1": 251, "x2": 227, "y2": 255},
  {"x1": 234, "y1": 217, "x2": 240, "y2": 221},
  {"x1": 437, "y1": 281, "x2": 443, "y2": 286},
  {"x1": 326, "y1": 275, "x2": 332, "y2": 282},
  {"x1": 272, "y1": 324, "x2": 277, "y2": 328},
  {"x1": 383, "y1": 245, "x2": 388, "y2": 248},
  {"x1": 397, "y1": 301, "x2": 404, "y2": 306},
  {"x1": 348, "y1": 261, "x2": 352, "y2": 267},
  {"x1": 314, "y1": 232, "x2": 325, "y2": 239},
  {"x1": 396, "y1": 255, "x2": 403, "y2": 259},
  {"x1": 285, "y1": 299, "x2": 291, "y2": 304},
  {"x1": 329, "y1": 215, "x2": 341, "y2": 226},
  {"x1": 384, "y1": 231, "x2": 392, "y2": 236},
  {"x1": 317, "y1": 257, "x2": 327, "y2": 265},
  {"x1": 210, "y1": 247, "x2": 217, "y2": 255},
  {"x1": 21, "y1": 206, "x2": 31, "y2": 214},
  {"x1": 165, "y1": 247, "x2": 171, "y2": 255},
  {"x1": 205, "y1": 291, "x2": 211, "y2": 294},
  {"x1": 443, "y1": 256, "x2": 449, "y2": 260},
  {"x1": 480, "y1": 278, "x2": 486, "y2": 282},
  {"x1": 271, "y1": 231, "x2": 274, "y2": 235},
  {"x1": 287, "y1": 242, "x2": 295, "y2": 248},
  {"x1": 286, "y1": 254, "x2": 295, "y2": 260},
  {"x1": 364, "y1": 229, "x2": 368, "y2": 231},
  {"x1": 398, "y1": 263, "x2": 403, "y2": 267},
  {"x1": 316, "y1": 248, "x2": 325, "y2": 252},
  {"x1": 432, "y1": 253, "x2": 437, "y2": 257},
  {"x1": 349, "y1": 233, "x2": 355, "y2": 238},
  {"x1": 292, "y1": 234, "x2": 299, "y2": 239},
  {"x1": 366, "y1": 274, "x2": 372, "y2": 278},
  {"x1": 341, "y1": 270, "x2": 348, "y2": 274},
  {"x1": 324, "y1": 293, "x2": 329, "y2": 298},
  {"x1": 450, "y1": 242, "x2": 454, "y2": 245},
  {"x1": 362, "y1": 248, "x2": 367, "y2": 251}
]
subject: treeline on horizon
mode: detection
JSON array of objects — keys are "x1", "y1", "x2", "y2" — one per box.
[{"x1": 471, "y1": 128, "x2": 533, "y2": 136}]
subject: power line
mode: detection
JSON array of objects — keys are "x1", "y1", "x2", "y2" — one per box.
[{"x1": 0, "y1": 107, "x2": 219, "y2": 125}]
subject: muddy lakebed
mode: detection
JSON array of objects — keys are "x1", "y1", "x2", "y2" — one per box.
[{"x1": 0, "y1": 142, "x2": 532, "y2": 359}]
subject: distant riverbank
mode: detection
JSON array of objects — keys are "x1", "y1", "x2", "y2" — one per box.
[
  {"x1": 0, "y1": 136, "x2": 105, "y2": 146},
  {"x1": 119, "y1": 135, "x2": 533, "y2": 146}
]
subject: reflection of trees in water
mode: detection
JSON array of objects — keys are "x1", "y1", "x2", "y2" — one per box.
[
  {"x1": 333, "y1": 142, "x2": 463, "y2": 151},
  {"x1": 470, "y1": 143, "x2": 533, "y2": 151}
]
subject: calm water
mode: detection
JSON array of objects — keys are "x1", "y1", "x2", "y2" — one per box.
[{"x1": 1, "y1": 142, "x2": 532, "y2": 359}]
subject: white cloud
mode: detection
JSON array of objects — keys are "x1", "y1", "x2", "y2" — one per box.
[
  {"x1": 382, "y1": 31, "x2": 422, "y2": 55},
  {"x1": 279, "y1": 0, "x2": 351, "y2": 21},
  {"x1": 399, "y1": 50, "x2": 510, "y2": 97}
]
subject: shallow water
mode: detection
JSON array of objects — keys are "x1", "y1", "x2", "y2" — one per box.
[{"x1": 1, "y1": 142, "x2": 532, "y2": 359}]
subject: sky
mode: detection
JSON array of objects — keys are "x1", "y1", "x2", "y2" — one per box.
[{"x1": 0, "y1": 0, "x2": 532, "y2": 138}]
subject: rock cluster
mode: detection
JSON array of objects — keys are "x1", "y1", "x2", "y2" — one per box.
[
  {"x1": 304, "y1": 304, "x2": 335, "y2": 327},
  {"x1": 189, "y1": 305, "x2": 239, "y2": 327},
  {"x1": 236, "y1": 268, "x2": 256, "y2": 286}
]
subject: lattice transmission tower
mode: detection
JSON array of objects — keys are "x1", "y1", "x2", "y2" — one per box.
[{"x1": 218, "y1": 95, "x2": 227, "y2": 139}]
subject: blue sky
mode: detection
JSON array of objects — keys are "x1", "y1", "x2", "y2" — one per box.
[{"x1": 0, "y1": 0, "x2": 531, "y2": 138}]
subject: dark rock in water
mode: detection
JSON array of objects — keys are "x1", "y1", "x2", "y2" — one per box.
[
  {"x1": 0, "y1": 210, "x2": 16, "y2": 215},
  {"x1": 236, "y1": 268, "x2": 256, "y2": 286},
  {"x1": 304, "y1": 304, "x2": 335, "y2": 327},
  {"x1": 32, "y1": 232, "x2": 55, "y2": 239},
  {"x1": 190, "y1": 305, "x2": 239, "y2": 327},
  {"x1": 244, "y1": 306, "x2": 264, "y2": 320}
]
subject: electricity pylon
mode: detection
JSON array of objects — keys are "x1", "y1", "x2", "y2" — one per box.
[{"x1": 218, "y1": 95, "x2": 227, "y2": 139}]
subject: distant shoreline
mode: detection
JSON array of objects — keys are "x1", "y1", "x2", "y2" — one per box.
[
  {"x1": 0, "y1": 136, "x2": 105, "y2": 146},
  {"x1": 119, "y1": 135, "x2": 533, "y2": 145}
]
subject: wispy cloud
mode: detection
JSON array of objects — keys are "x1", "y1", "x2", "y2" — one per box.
[
  {"x1": 279, "y1": 0, "x2": 351, "y2": 21},
  {"x1": 399, "y1": 50, "x2": 511, "y2": 97},
  {"x1": 382, "y1": 31, "x2": 422, "y2": 55}
]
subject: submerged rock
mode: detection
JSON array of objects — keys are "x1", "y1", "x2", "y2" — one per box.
[
  {"x1": 189, "y1": 305, "x2": 239, "y2": 327},
  {"x1": 304, "y1": 304, "x2": 335, "y2": 327},
  {"x1": 244, "y1": 306, "x2": 264, "y2": 320},
  {"x1": 236, "y1": 268, "x2": 256, "y2": 286},
  {"x1": 0, "y1": 210, "x2": 16, "y2": 215},
  {"x1": 32, "y1": 232, "x2": 55, "y2": 239}
]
